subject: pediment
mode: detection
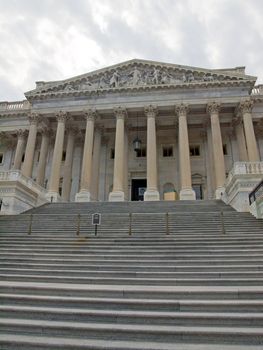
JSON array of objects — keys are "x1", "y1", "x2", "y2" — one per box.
[{"x1": 25, "y1": 59, "x2": 256, "y2": 99}]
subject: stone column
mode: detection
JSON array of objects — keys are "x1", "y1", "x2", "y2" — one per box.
[
  {"x1": 62, "y1": 128, "x2": 77, "y2": 201},
  {"x1": 46, "y1": 111, "x2": 68, "y2": 202},
  {"x1": 207, "y1": 102, "x2": 226, "y2": 198},
  {"x1": 21, "y1": 114, "x2": 39, "y2": 178},
  {"x1": 176, "y1": 104, "x2": 196, "y2": 200},
  {"x1": 91, "y1": 127, "x2": 102, "y2": 201},
  {"x1": 124, "y1": 127, "x2": 129, "y2": 200},
  {"x1": 235, "y1": 119, "x2": 248, "y2": 161},
  {"x1": 239, "y1": 100, "x2": 260, "y2": 161},
  {"x1": 13, "y1": 129, "x2": 27, "y2": 170},
  {"x1": 109, "y1": 107, "x2": 127, "y2": 201},
  {"x1": 36, "y1": 129, "x2": 50, "y2": 187},
  {"x1": 144, "y1": 105, "x2": 160, "y2": 201},
  {"x1": 75, "y1": 110, "x2": 96, "y2": 202}
]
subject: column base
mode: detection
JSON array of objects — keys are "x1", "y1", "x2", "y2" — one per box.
[
  {"x1": 215, "y1": 187, "x2": 225, "y2": 200},
  {"x1": 45, "y1": 191, "x2": 62, "y2": 203},
  {"x1": 179, "y1": 188, "x2": 196, "y2": 200},
  {"x1": 75, "y1": 190, "x2": 91, "y2": 202},
  {"x1": 144, "y1": 189, "x2": 160, "y2": 201},
  {"x1": 109, "y1": 191, "x2": 125, "y2": 202}
]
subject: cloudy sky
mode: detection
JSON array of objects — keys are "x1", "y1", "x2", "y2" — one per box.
[{"x1": 0, "y1": 0, "x2": 263, "y2": 101}]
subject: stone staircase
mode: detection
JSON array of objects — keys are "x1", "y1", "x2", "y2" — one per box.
[{"x1": 0, "y1": 200, "x2": 263, "y2": 349}]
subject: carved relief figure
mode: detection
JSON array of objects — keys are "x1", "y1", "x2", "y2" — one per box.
[
  {"x1": 187, "y1": 73, "x2": 195, "y2": 82},
  {"x1": 160, "y1": 71, "x2": 170, "y2": 84},
  {"x1": 131, "y1": 66, "x2": 142, "y2": 85},
  {"x1": 109, "y1": 71, "x2": 120, "y2": 88},
  {"x1": 99, "y1": 74, "x2": 108, "y2": 88},
  {"x1": 153, "y1": 68, "x2": 160, "y2": 84}
]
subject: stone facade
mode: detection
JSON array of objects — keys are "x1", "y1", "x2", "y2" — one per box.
[{"x1": 0, "y1": 59, "x2": 263, "y2": 213}]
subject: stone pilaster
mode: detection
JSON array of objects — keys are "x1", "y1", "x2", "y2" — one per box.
[
  {"x1": 239, "y1": 100, "x2": 260, "y2": 161},
  {"x1": 13, "y1": 129, "x2": 28, "y2": 170},
  {"x1": 21, "y1": 114, "x2": 39, "y2": 178},
  {"x1": 207, "y1": 102, "x2": 226, "y2": 198},
  {"x1": 176, "y1": 104, "x2": 196, "y2": 200},
  {"x1": 109, "y1": 107, "x2": 127, "y2": 201},
  {"x1": 75, "y1": 109, "x2": 96, "y2": 202},
  {"x1": 144, "y1": 105, "x2": 160, "y2": 201},
  {"x1": 36, "y1": 129, "x2": 50, "y2": 187},
  {"x1": 46, "y1": 111, "x2": 69, "y2": 202},
  {"x1": 91, "y1": 126, "x2": 102, "y2": 201},
  {"x1": 62, "y1": 128, "x2": 77, "y2": 201}
]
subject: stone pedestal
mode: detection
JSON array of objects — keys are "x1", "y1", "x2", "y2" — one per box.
[{"x1": 180, "y1": 188, "x2": 196, "y2": 200}]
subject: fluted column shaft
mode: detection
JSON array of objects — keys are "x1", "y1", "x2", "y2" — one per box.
[
  {"x1": 36, "y1": 130, "x2": 50, "y2": 186},
  {"x1": 75, "y1": 110, "x2": 96, "y2": 202},
  {"x1": 109, "y1": 107, "x2": 126, "y2": 201},
  {"x1": 207, "y1": 103, "x2": 225, "y2": 198},
  {"x1": 176, "y1": 104, "x2": 196, "y2": 200},
  {"x1": 239, "y1": 101, "x2": 260, "y2": 161},
  {"x1": 144, "y1": 105, "x2": 159, "y2": 201},
  {"x1": 91, "y1": 128, "x2": 102, "y2": 201},
  {"x1": 13, "y1": 130, "x2": 27, "y2": 170},
  {"x1": 62, "y1": 129, "x2": 76, "y2": 201},
  {"x1": 235, "y1": 121, "x2": 248, "y2": 161},
  {"x1": 21, "y1": 114, "x2": 39, "y2": 177},
  {"x1": 48, "y1": 112, "x2": 67, "y2": 195}
]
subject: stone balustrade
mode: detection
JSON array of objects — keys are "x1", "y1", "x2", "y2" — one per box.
[
  {"x1": 251, "y1": 85, "x2": 263, "y2": 96},
  {"x1": 0, "y1": 100, "x2": 30, "y2": 111}
]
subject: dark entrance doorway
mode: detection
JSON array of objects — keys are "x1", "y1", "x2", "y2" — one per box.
[{"x1": 131, "y1": 179, "x2": 147, "y2": 201}]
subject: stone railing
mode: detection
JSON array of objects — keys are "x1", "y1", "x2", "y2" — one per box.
[
  {"x1": 251, "y1": 85, "x2": 263, "y2": 96},
  {"x1": 226, "y1": 161, "x2": 263, "y2": 186},
  {"x1": 0, "y1": 170, "x2": 47, "y2": 195},
  {"x1": 0, "y1": 100, "x2": 30, "y2": 111}
]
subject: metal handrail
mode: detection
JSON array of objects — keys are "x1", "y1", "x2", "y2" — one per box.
[{"x1": 249, "y1": 179, "x2": 263, "y2": 205}]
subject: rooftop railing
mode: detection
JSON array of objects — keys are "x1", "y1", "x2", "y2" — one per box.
[
  {"x1": 251, "y1": 85, "x2": 263, "y2": 95},
  {"x1": 0, "y1": 100, "x2": 30, "y2": 111}
]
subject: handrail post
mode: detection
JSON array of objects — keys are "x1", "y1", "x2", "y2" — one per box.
[
  {"x1": 220, "y1": 210, "x2": 225, "y2": 235},
  {"x1": 166, "y1": 212, "x2": 169, "y2": 235},
  {"x1": 129, "y1": 213, "x2": 132, "y2": 236},
  {"x1": 28, "y1": 214, "x2": 33, "y2": 235},
  {"x1": 76, "y1": 214, "x2": 81, "y2": 236}
]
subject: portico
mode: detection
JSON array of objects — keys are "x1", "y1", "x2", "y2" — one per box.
[{"x1": 0, "y1": 59, "x2": 263, "y2": 213}]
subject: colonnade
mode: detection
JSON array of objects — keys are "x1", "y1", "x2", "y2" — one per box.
[{"x1": 11, "y1": 100, "x2": 261, "y2": 201}]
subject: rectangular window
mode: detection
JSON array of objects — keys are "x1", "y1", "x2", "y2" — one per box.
[
  {"x1": 190, "y1": 145, "x2": 200, "y2": 156},
  {"x1": 136, "y1": 147, "x2": 146, "y2": 158},
  {"x1": 223, "y1": 144, "x2": 228, "y2": 155},
  {"x1": 162, "y1": 146, "x2": 173, "y2": 157},
  {"x1": 0, "y1": 153, "x2": 3, "y2": 164},
  {"x1": 110, "y1": 148, "x2": 115, "y2": 159}
]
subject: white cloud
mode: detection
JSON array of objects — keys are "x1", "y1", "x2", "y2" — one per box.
[{"x1": 0, "y1": 0, "x2": 262, "y2": 100}]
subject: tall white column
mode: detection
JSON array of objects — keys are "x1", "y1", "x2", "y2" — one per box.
[
  {"x1": 46, "y1": 111, "x2": 68, "y2": 202},
  {"x1": 144, "y1": 105, "x2": 160, "y2": 201},
  {"x1": 109, "y1": 107, "x2": 127, "y2": 201},
  {"x1": 235, "y1": 119, "x2": 248, "y2": 161},
  {"x1": 207, "y1": 102, "x2": 226, "y2": 199},
  {"x1": 36, "y1": 129, "x2": 50, "y2": 187},
  {"x1": 13, "y1": 129, "x2": 27, "y2": 170},
  {"x1": 62, "y1": 128, "x2": 77, "y2": 201},
  {"x1": 124, "y1": 127, "x2": 129, "y2": 200},
  {"x1": 21, "y1": 114, "x2": 39, "y2": 178},
  {"x1": 75, "y1": 110, "x2": 96, "y2": 202},
  {"x1": 91, "y1": 127, "x2": 102, "y2": 201},
  {"x1": 176, "y1": 104, "x2": 196, "y2": 200},
  {"x1": 239, "y1": 100, "x2": 260, "y2": 161}
]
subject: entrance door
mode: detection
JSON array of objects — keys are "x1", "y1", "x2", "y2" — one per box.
[
  {"x1": 131, "y1": 179, "x2": 147, "y2": 201},
  {"x1": 193, "y1": 184, "x2": 203, "y2": 199}
]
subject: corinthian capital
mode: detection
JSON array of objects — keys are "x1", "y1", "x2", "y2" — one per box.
[
  {"x1": 206, "y1": 102, "x2": 221, "y2": 115},
  {"x1": 238, "y1": 99, "x2": 253, "y2": 114},
  {"x1": 144, "y1": 105, "x2": 158, "y2": 118},
  {"x1": 114, "y1": 106, "x2": 127, "y2": 120},
  {"x1": 83, "y1": 108, "x2": 97, "y2": 121},
  {"x1": 28, "y1": 113, "x2": 40, "y2": 125},
  {"x1": 175, "y1": 103, "x2": 189, "y2": 117},
  {"x1": 56, "y1": 110, "x2": 69, "y2": 123},
  {"x1": 16, "y1": 129, "x2": 28, "y2": 138}
]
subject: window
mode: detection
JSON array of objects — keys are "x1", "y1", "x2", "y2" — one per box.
[
  {"x1": 110, "y1": 148, "x2": 115, "y2": 159},
  {"x1": 162, "y1": 146, "x2": 173, "y2": 157},
  {"x1": 136, "y1": 147, "x2": 146, "y2": 158},
  {"x1": 223, "y1": 144, "x2": 228, "y2": 155},
  {"x1": 62, "y1": 151, "x2": 66, "y2": 162},
  {"x1": 190, "y1": 145, "x2": 200, "y2": 156},
  {"x1": 0, "y1": 153, "x2": 3, "y2": 165}
]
